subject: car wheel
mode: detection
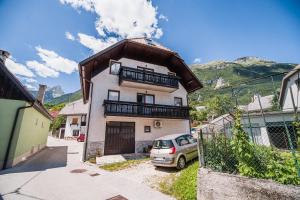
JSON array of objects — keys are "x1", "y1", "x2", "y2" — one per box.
[{"x1": 176, "y1": 156, "x2": 186, "y2": 170}]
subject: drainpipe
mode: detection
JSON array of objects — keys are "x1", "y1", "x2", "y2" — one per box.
[
  {"x1": 3, "y1": 101, "x2": 34, "y2": 169},
  {"x1": 82, "y1": 78, "x2": 94, "y2": 162}
]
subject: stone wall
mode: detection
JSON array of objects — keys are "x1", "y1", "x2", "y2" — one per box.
[{"x1": 198, "y1": 168, "x2": 300, "y2": 200}]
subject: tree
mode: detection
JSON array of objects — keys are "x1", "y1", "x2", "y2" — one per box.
[{"x1": 206, "y1": 95, "x2": 233, "y2": 120}]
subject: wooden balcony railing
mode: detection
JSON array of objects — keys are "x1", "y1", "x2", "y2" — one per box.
[
  {"x1": 119, "y1": 66, "x2": 179, "y2": 88},
  {"x1": 104, "y1": 100, "x2": 189, "y2": 119}
]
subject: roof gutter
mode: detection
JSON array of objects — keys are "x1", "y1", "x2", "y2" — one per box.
[{"x1": 2, "y1": 101, "x2": 34, "y2": 169}]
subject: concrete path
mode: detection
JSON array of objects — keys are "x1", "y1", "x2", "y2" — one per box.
[{"x1": 0, "y1": 137, "x2": 173, "y2": 200}]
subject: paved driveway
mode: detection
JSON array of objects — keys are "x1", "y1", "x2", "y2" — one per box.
[{"x1": 0, "y1": 137, "x2": 173, "y2": 200}]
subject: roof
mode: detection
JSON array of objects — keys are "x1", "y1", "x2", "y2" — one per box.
[
  {"x1": 59, "y1": 99, "x2": 88, "y2": 116},
  {"x1": 0, "y1": 59, "x2": 52, "y2": 120},
  {"x1": 279, "y1": 65, "x2": 300, "y2": 106},
  {"x1": 49, "y1": 110, "x2": 60, "y2": 118},
  {"x1": 78, "y1": 37, "x2": 203, "y2": 103},
  {"x1": 246, "y1": 94, "x2": 273, "y2": 112}
]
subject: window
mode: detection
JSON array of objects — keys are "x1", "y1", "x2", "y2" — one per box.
[
  {"x1": 73, "y1": 130, "x2": 80, "y2": 137},
  {"x1": 153, "y1": 140, "x2": 174, "y2": 149},
  {"x1": 137, "y1": 93, "x2": 155, "y2": 104},
  {"x1": 174, "y1": 97, "x2": 183, "y2": 106},
  {"x1": 81, "y1": 115, "x2": 87, "y2": 126},
  {"x1": 186, "y1": 135, "x2": 197, "y2": 144},
  {"x1": 41, "y1": 122, "x2": 44, "y2": 128},
  {"x1": 144, "y1": 126, "x2": 151, "y2": 133},
  {"x1": 108, "y1": 90, "x2": 120, "y2": 101},
  {"x1": 175, "y1": 135, "x2": 189, "y2": 146},
  {"x1": 35, "y1": 118, "x2": 38, "y2": 126},
  {"x1": 110, "y1": 60, "x2": 121, "y2": 75},
  {"x1": 71, "y1": 118, "x2": 78, "y2": 125}
]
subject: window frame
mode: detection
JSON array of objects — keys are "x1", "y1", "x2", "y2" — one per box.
[
  {"x1": 109, "y1": 60, "x2": 122, "y2": 75},
  {"x1": 137, "y1": 93, "x2": 155, "y2": 104},
  {"x1": 175, "y1": 135, "x2": 190, "y2": 146},
  {"x1": 174, "y1": 97, "x2": 183, "y2": 106},
  {"x1": 144, "y1": 125, "x2": 151, "y2": 133},
  {"x1": 107, "y1": 90, "x2": 120, "y2": 101}
]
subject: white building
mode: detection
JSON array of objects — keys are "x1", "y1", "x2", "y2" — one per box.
[
  {"x1": 78, "y1": 38, "x2": 203, "y2": 157},
  {"x1": 279, "y1": 64, "x2": 300, "y2": 112},
  {"x1": 59, "y1": 99, "x2": 88, "y2": 138}
]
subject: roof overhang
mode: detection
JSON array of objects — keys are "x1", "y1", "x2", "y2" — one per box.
[
  {"x1": 79, "y1": 39, "x2": 203, "y2": 103},
  {"x1": 278, "y1": 65, "x2": 300, "y2": 106}
]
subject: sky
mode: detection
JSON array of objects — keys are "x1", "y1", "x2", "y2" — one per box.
[{"x1": 0, "y1": 0, "x2": 299, "y2": 93}]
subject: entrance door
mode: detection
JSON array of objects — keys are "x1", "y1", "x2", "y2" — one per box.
[{"x1": 104, "y1": 122, "x2": 135, "y2": 155}]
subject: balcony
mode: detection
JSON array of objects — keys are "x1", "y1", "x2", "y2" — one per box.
[
  {"x1": 119, "y1": 66, "x2": 179, "y2": 92},
  {"x1": 104, "y1": 100, "x2": 189, "y2": 119}
]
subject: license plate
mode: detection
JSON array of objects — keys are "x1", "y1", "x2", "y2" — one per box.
[{"x1": 154, "y1": 157, "x2": 164, "y2": 161}]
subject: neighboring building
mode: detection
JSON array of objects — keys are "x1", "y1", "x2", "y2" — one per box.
[
  {"x1": 279, "y1": 64, "x2": 300, "y2": 112},
  {"x1": 240, "y1": 111, "x2": 298, "y2": 149},
  {"x1": 0, "y1": 50, "x2": 52, "y2": 169},
  {"x1": 245, "y1": 94, "x2": 274, "y2": 112},
  {"x1": 79, "y1": 38, "x2": 202, "y2": 157},
  {"x1": 199, "y1": 111, "x2": 298, "y2": 150},
  {"x1": 58, "y1": 99, "x2": 88, "y2": 138}
]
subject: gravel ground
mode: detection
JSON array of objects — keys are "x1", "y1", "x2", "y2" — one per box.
[{"x1": 114, "y1": 160, "x2": 180, "y2": 190}]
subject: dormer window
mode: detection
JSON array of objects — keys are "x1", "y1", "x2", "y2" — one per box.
[{"x1": 110, "y1": 60, "x2": 121, "y2": 75}]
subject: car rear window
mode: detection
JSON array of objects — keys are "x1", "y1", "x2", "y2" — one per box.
[{"x1": 153, "y1": 140, "x2": 174, "y2": 149}]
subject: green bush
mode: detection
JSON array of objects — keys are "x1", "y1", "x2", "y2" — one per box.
[
  {"x1": 204, "y1": 110, "x2": 300, "y2": 185},
  {"x1": 204, "y1": 134, "x2": 238, "y2": 173}
]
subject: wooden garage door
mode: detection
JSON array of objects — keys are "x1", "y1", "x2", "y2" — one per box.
[{"x1": 104, "y1": 122, "x2": 135, "y2": 155}]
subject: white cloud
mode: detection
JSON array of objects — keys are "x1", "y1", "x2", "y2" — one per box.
[
  {"x1": 65, "y1": 31, "x2": 75, "y2": 41},
  {"x1": 193, "y1": 58, "x2": 202, "y2": 64},
  {"x1": 24, "y1": 83, "x2": 38, "y2": 90},
  {"x1": 25, "y1": 46, "x2": 78, "y2": 78},
  {"x1": 159, "y1": 14, "x2": 168, "y2": 21},
  {"x1": 77, "y1": 33, "x2": 118, "y2": 53},
  {"x1": 60, "y1": 0, "x2": 94, "y2": 11},
  {"x1": 26, "y1": 60, "x2": 59, "y2": 78},
  {"x1": 60, "y1": 0, "x2": 166, "y2": 52},
  {"x1": 35, "y1": 46, "x2": 78, "y2": 74},
  {"x1": 22, "y1": 77, "x2": 37, "y2": 83},
  {"x1": 6, "y1": 57, "x2": 35, "y2": 77}
]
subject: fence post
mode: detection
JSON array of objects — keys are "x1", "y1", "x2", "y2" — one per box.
[
  {"x1": 197, "y1": 129, "x2": 205, "y2": 167},
  {"x1": 281, "y1": 114, "x2": 300, "y2": 178}
]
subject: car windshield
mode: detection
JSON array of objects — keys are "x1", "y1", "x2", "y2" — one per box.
[{"x1": 153, "y1": 140, "x2": 174, "y2": 149}]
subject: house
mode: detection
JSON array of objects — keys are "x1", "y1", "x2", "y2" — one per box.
[
  {"x1": 279, "y1": 64, "x2": 300, "y2": 112},
  {"x1": 58, "y1": 99, "x2": 88, "y2": 139},
  {"x1": 242, "y1": 94, "x2": 274, "y2": 112},
  {"x1": 78, "y1": 38, "x2": 202, "y2": 158},
  {"x1": 0, "y1": 50, "x2": 52, "y2": 169}
]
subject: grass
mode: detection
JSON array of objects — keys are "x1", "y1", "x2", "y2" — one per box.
[
  {"x1": 99, "y1": 158, "x2": 150, "y2": 171},
  {"x1": 159, "y1": 161, "x2": 199, "y2": 200}
]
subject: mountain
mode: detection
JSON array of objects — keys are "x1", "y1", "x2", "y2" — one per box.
[
  {"x1": 30, "y1": 85, "x2": 65, "y2": 103},
  {"x1": 190, "y1": 57, "x2": 297, "y2": 105},
  {"x1": 47, "y1": 89, "x2": 82, "y2": 105}
]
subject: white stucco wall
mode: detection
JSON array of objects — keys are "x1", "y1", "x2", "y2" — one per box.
[
  {"x1": 64, "y1": 115, "x2": 86, "y2": 137},
  {"x1": 87, "y1": 57, "x2": 190, "y2": 147},
  {"x1": 241, "y1": 112, "x2": 297, "y2": 146},
  {"x1": 282, "y1": 72, "x2": 300, "y2": 112}
]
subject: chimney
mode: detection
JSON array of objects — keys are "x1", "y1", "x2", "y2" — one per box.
[
  {"x1": 0, "y1": 50, "x2": 10, "y2": 64},
  {"x1": 37, "y1": 84, "x2": 47, "y2": 104}
]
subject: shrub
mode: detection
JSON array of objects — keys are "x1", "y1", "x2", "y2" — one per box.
[{"x1": 204, "y1": 134, "x2": 238, "y2": 173}]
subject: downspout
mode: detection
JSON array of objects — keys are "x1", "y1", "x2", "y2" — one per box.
[
  {"x1": 3, "y1": 101, "x2": 34, "y2": 169},
  {"x1": 82, "y1": 78, "x2": 94, "y2": 162}
]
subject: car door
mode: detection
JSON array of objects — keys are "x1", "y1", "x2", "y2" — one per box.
[{"x1": 186, "y1": 135, "x2": 198, "y2": 159}]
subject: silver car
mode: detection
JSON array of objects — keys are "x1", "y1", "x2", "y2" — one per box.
[{"x1": 150, "y1": 133, "x2": 198, "y2": 169}]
